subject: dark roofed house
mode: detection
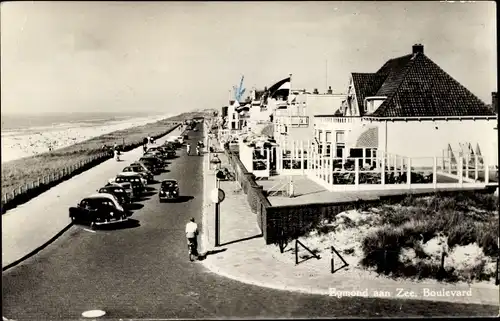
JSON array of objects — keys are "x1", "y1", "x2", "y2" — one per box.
[
  {"x1": 314, "y1": 44, "x2": 497, "y2": 168},
  {"x1": 345, "y1": 44, "x2": 494, "y2": 118}
]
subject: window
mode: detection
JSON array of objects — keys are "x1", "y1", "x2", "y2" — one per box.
[
  {"x1": 325, "y1": 131, "x2": 332, "y2": 142},
  {"x1": 336, "y1": 131, "x2": 345, "y2": 143},
  {"x1": 232, "y1": 113, "x2": 236, "y2": 119},
  {"x1": 318, "y1": 130, "x2": 323, "y2": 142}
]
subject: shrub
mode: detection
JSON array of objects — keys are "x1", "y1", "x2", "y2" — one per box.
[
  {"x1": 361, "y1": 227, "x2": 403, "y2": 273},
  {"x1": 447, "y1": 222, "x2": 477, "y2": 248}
]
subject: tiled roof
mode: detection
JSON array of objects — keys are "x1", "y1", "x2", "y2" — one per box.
[
  {"x1": 355, "y1": 127, "x2": 378, "y2": 148},
  {"x1": 351, "y1": 73, "x2": 386, "y2": 116},
  {"x1": 351, "y1": 51, "x2": 494, "y2": 118}
]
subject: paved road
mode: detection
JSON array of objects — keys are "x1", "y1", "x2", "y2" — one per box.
[{"x1": 2, "y1": 123, "x2": 497, "y2": 319}]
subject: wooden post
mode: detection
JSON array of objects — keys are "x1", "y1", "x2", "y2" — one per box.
[
  {"x1": 465, "y1": 154, "x2": 469, "y2": 179},
  {"x1": 474, "y1": 154, "x2": 479, "y2": 181},
  {"x1": 299, "y1": 140, "x2": 303, "y2": 171},
  {"x1": 362, "y1": 148, "x2": 366, "y2": 168},
  {"x1": 484, "y1": 157, "x2": 489, "y2": 184},
  {"x1": 330, "y1": 144, "x2": 334, "y2": 185},
  {"x1": 458, "y1": 157, "x2": 464, "y2": 186},
  {"x1": 442, "y1": 149, "x2": 445, "y2": 172},
  {"x1": 393, "y1": 155, "x2": 397, "y2": 175},
  {"x1": 381, "y1": 154, "x2": 386, "y2": 185},
  {"x1": 355, "y1": 159, "x2": 359, "y2": 186},
  {"x1": 433, "y1": 157, "x2": 438, "y2": 187},
  {"x1": 407, "y1": 157, "x2": 411, "y2": 186}
]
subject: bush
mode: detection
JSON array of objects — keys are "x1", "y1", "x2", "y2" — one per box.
[{"x1": 447, "y1": 222, "x2": 477, "y2": 248}]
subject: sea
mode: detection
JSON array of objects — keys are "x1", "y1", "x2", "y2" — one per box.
[{"x1": 1, "y1": 111, "x2": 174, "y2": 163}]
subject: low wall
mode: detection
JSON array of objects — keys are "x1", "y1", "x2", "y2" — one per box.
[{"x1": 1, "y1": 124, "x2": 180, "y2": 214}]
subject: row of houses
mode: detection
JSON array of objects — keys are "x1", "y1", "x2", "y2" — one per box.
[{"x1": 217, "y1": 44, "x2": 498, "y2": 191}]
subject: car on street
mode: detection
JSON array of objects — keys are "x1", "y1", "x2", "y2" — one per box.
[
  {"x1": 176, "y1": 136, "x2": 185, "y2": 145},
  {"x1": 114, "y1": 172, "x2": 145, "y2": 196},
  {"x1": 139, "y1": 155, "x2": 165, "y2": 172},
  {"x1": 157, "y1": 146, "x2": 176, "y2": 159},
  {"x1": 69, "y1": 193, "x2": 128, "y2": 228},
  {"x1": 159, "y1": 179, "x2": 180, "y2": 202},
  {"x1": 97, "y1": 185, "x2": 131, "y2": 205},
  {"x1": 106, "y1": 181, "x2": 134, "y2": 200},
  {"x1": 123, "y1": 164, "x2": 154, "y2": 183}
]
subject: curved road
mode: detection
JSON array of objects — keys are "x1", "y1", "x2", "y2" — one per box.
[{"x1": 2, "y1": 123, "x2": 497, "y2": 319}]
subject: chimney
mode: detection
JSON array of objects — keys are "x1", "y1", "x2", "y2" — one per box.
[
  {"x1": 412, "y1": 44, "x2": 424, "y2": 55},
  {"x1": 493, "y1": 92, "x2": 498, "y2": 114},
  {"x1": 327, "y1": 86, "x2": 333, "y2": 94},
  {"x1": 313, "y1": 88, "x2": 319, "y2": 94}
]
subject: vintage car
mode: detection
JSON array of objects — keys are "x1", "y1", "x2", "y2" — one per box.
[
  {"x1": 139, "y1": 155, "x2": 165, "y2": 172},
  {"x1": 156, "y1": 146, "x2": 175, "y2": 158},
  {"x1": 166, "y1": 136, "x2": 181, "y2": 148},
  {"x1": 144, "y1": 150, "x2": 168, "y2": 161},
  {"x1": 69, "y1": 193, "x2": 128, "y2": 228},
  {"x1": 159, "y1": 179, "x2": 180, "y2": 202},
  {"x1": 97, "y1": 185, "x2": 131, "y2": 205},
  {"x1": 105, "y1": 181, "x2": 134, "y2": 200},
  {"x1": 122, "y1": 164, "x2": 154, "y2": 183},
  {"x1": 114, "y1": 172, "x2": 145, "y2": 196}
]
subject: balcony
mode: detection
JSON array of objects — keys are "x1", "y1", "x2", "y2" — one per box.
[
  {"x1": 314, "y1": 116, "x2": 361, "y2": 130},
  {"x1": 275, "y1": 115, "x2": 309, "y2": 128}
]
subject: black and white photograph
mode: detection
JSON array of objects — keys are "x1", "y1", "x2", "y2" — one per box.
[{"x1": 1, "y1": 1, "x2": 498, "y2": 319}]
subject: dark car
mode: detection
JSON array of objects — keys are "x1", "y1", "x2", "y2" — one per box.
[
  {"x1": 123, "y1": 165, "x2": 154, "y2": 183},
  {"x1": 163, "y1": 141, "x2": 177, "y2": 150},
  {"x1": 159, "y1": 145, "x2": 176, "y2": 158},
  {"x1": 159, "y1": 179, "x2": 180, "y2": 202},
  {"x1": 98, "y1": 186, "x2": 131, "y2": 205},
  {"x1": 69, "y1": 193, "x2": 128, "y2": 228},
  {"x1": 115, "y1": 172, "x2": 145, "y2": 196},
  {"x1": 106, "y1": 181, "x2": 134, "y2": 200},
  {"x1": 139, "y1": 155, "x2": 164, "y2": 171}
]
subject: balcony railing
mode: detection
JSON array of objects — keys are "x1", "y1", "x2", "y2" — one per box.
[
  {"x1": 314, "y1": 116, "x2": 360, "y2": 124},
  {"x1": 275, "y1": 116, "x2": 309, "y2": 127}
]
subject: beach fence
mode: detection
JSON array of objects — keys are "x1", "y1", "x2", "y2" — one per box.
[
  {"x1": 1, "y1": 123, "x2": 182, "y2": 213},
  {"x1": 1, "y1": 151, "x2": 112, "y2": 213}
]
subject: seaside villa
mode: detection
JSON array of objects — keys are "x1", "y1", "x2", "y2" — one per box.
[{"x1": 228, "y1": 44, "x2": 498, "y2": 192}]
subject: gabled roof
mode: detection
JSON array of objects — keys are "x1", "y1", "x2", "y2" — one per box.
[{"x1": 350, "y1": 50, "x2": 494, "y2": 118}]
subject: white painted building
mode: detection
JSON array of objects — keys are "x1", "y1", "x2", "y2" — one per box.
[{"x1": 313, "y1": 44, "x2": 498, "y2": 167}]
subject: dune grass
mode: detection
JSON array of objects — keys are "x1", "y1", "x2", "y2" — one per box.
[
  {"x1": 1, "y1": 111, "x2": 211, "y2": 199},
  {"x1": 360, "y1": 191, "x2": 499, "y2": 282}
]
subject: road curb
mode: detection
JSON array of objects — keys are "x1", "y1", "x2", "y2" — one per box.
[{"x1": 2, "y1": 222, "x2": 74, "y2": 272}]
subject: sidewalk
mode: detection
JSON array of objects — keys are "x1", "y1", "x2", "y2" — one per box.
[
  {"x1": 199, "y1": 148, "x2": 499, "y2": 306},
  {"x1": 2, "y1": 125, "x2": 185, "y2": 268}
]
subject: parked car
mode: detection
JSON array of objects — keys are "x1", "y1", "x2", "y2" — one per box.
[
  {"x1": 114, "y1": 172, "x2": 145, "y2": 196},
  {"x1": 145, "y1": 150, "x2": 168, "y2": 161},
  {"x1": 159, "y1": 179, "x2": 180, "y2": 202},
  {"x1": 106, "y1": 181, "x2": 134, "y2": 200},
  {"x1": 156, "y1": 146, "x2": 175, "y2": 158},
  {"x1": 97, "y1": 186, "x2": 131, "y2": 205},
  {"x1": 139, "y1": 155, "x2": 165, "y2": 172},
  {"x1": 69, "y1": 193, "x2": 128, "y2": 228},
  {"x1": 176, "y1": 136, "x2": 185, "y2": 145},
  {"x1": 123, "y1": 165, "x2": 154, "y2": 183}
]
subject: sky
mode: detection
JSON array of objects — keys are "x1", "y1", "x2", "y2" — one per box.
[{"x1": 1, "y1": 1, "x2": 497, "y2": 115}]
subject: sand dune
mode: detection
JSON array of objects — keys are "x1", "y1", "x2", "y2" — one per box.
[{"x1": 1, "y1": 115, "x2": 172, "y2": 163}]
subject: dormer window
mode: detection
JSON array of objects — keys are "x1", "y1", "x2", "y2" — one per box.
[{"x1": 364, "y1": 96, "x2": 387, "y2": 114}]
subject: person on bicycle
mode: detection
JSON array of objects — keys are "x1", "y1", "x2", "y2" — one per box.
[
  {"x1": 186, "y1": 144, "x2": 191, "y2": 155},
  {"x1": 185, "y1": 217, "x2": 199, "y2": 260}
]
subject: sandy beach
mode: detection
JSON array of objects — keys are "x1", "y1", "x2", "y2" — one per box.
[{"x1": 1, "y1": 114, "x2": 173, "y2": 163}]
